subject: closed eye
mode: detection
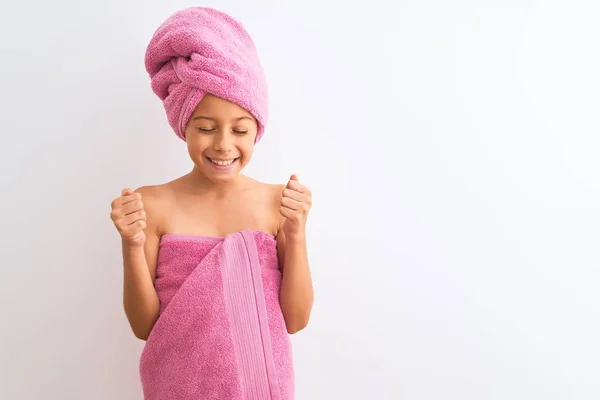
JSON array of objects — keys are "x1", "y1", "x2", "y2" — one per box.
[{"x1": 197, "y1": 127, "x2": 248, "y2": 135}]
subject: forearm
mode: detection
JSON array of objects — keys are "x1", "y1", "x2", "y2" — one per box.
[
  {"x1": 122, "y1": 242, "x2": 160, "y2": 340},
  {"x1": 279, "y1": 235, "x2": 314, "y2": 334}
]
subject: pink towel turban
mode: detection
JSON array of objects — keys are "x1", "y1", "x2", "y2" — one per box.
[{"x1": 144, "y1": 7, "x2": 269, "y2": 142}]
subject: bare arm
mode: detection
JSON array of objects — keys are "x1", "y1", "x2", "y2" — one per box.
[
  {"x1": 122, "y1": 229, "x2": 160, "y2": 341},
  {"x1": 111, "y1": 186, "x2": 161, "y2": 340},
  {"x1": 275, "y1": 177, "x2": 314, "y2": 334},
  {"x1": 277, "y1": 228, "x2": 314, "y2": 334}
]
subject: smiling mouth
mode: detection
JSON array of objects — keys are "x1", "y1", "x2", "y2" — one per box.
[{"x1": 206, "y1": 157, "x2": 239, "y2": 166}]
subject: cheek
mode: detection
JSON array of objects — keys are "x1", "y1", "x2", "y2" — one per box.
[
  {"x1": 240, "y1": 131, "x2": 257, "y2": 155},
  {"x1": 186, "y1": 137, "x2": 208, "y2": 155},
  {"x1": 239, "y1": 139, "x2": 255, "y2": 157}
]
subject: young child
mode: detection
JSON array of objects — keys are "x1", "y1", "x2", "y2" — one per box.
[{"x1": 109, "y1": 7, "x2": 313, "y2": 400}]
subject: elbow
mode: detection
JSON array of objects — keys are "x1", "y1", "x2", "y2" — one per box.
[
  {"x1": 280, "y1": 291, "x2": 314, "y2": 334},
  {"x1": 285, "y1": 313, "x2": 311, "y2": 335},
  {"x1": 287, "y1": 323, "x2": 307, "y2": 335},
  {"x1": 124, "y1": 305, "x2": 159, "y2": 342},
  {"x1": 130, "y1": 317, "x2": 157, "y2": 341},
  {"x1": 133, "y1": 327, "x2": 150, "y2": 341}
]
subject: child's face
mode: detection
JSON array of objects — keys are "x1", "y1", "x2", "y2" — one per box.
[{"x1": 184, "y1": 94, "x2": 258, "y2": 183}]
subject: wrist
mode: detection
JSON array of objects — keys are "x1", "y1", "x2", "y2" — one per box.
[
  {"x1": 122, "y1": 239, "x2": 145, "y2": 253},
  {"x1": 285, "y1": 231, "x2": 306, "y2": 245}
]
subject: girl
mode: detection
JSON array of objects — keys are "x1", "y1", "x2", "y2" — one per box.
[{"x1": 109, "y1": 7, "x2": 313, "y2": 400}]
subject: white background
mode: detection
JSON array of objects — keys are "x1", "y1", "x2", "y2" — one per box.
[{"x1": 1, "y1": 0, "x2": 599, "y2": 399}]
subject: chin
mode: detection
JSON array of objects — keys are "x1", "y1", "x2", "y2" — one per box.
[{"x1": 209, "y1": 173, "x2": 238, "y2": 183}]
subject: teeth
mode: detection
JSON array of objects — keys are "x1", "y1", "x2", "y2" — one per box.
[{"x1": 209, "y1": 158, "x2": 235, "y2": 166}]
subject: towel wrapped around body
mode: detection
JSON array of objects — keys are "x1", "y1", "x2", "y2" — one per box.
[{"x1": 139, "y1": 230, "x2": 294, "y2": 400}]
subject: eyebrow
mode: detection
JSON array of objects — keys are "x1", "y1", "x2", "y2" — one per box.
[{"x1": 191, "y1": 116, "x2": 253, "y2": 122}]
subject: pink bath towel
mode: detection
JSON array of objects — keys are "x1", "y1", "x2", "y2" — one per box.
[
  {"x1": 144, "y1": 7, "x2": 269, "y2": 142},
  {"x1": 139, "y1": 230, "x2": 294, "y2": 399}
]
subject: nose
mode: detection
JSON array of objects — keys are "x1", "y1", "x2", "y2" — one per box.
[{"x1": 212, "y1": 130, "x2": 233, "y2": 153}]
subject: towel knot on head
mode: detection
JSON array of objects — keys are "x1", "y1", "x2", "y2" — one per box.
[{"x1": 144, "y1": 7, "x2": 269, "y2": 142}]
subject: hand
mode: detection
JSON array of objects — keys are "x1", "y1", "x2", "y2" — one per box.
[
  {"x1": 280, "y1": 174, "x2": 312, "y2": 241},
  {"x1": 110, "y1": 188, "x2": 147, "y2": 247}
]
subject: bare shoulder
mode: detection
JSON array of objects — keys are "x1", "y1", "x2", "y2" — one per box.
[
  {"x1": 263, "y1": 181, "x2": 286, "y2": 197},
  {"x1": 246, "y1": 178, "x2": 286, "y2": 233},
  {"x1": 271, "y1": 183, "x2": 287, "y2": 236},
  {"x1": 134, "y1": 184, "x2": 172, "y2": 207},
  {"x1": 268, "y1": 182, "x2": 286, "y2": 216},
  {"x1": 246, "y1": 178, "x2": 284, "y2": 205},
  {"x1": 134, "y1": 184, "x2": 161, "y2": 198},
  {"x1": 133, "y1": 183, "x2": 175, "y2": 236}
]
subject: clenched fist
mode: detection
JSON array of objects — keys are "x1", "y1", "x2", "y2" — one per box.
[
  {"x1": 280, "y1": 174, "x2": 312, "y2": 241},
  {"x1": 110, "y1": 188, "x2": 147, "y2": 247}
]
